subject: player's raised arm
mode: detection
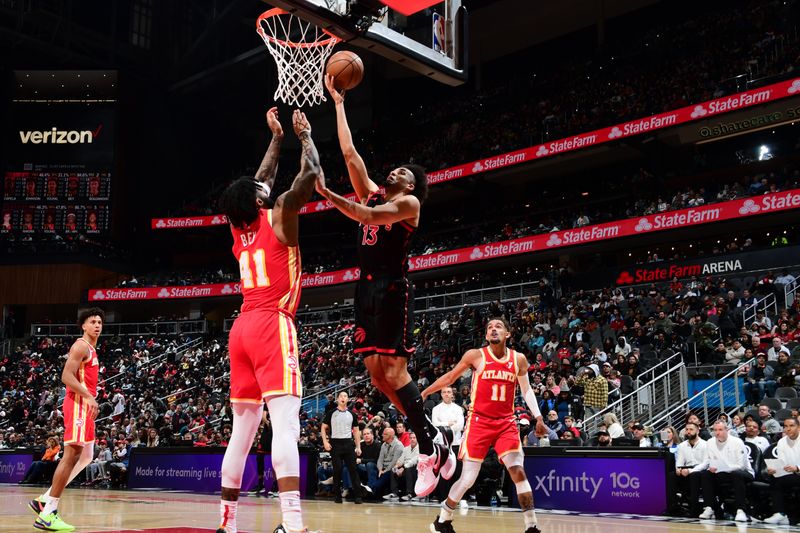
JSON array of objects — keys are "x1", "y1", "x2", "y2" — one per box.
[
  {"x1": 421, "y1": 349, "x2": 482, "y2": 400},
  {"x1": 62, "y1": 343, "x2": 99, "y2": 420},
  {"x1": 324, "y1": 74, "x2": 378, "y2": 202},
  {"x1": 253, "y1": 107, "x2": 284, "y2": 193},
  {"x1": 516, "y1": 352, "x2": 546, "y2": 436},
  {"x1": 314, "y1": 182, "x2": 419, "y2": 226},
  {"x1": 273, "y1": 110, "x2": 322, "y2": 246}
]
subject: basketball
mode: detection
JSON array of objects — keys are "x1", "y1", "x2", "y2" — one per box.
[{"x1": 326, "y1": 50, "x2": 364, "y2": 91}]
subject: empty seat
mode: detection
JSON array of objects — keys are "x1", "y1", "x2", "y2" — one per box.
[
  {"x1": 775, "y1": 387, "x2": 799, "y2": 400},
  {"x1": 787, "y1": 398, "x2": 800, "y2": 410},
  {"x1": 760, "y1": 397, "x2": 783, "y2": 412},
  {"x1": 775, "y1": 408, "x2": 794, "y2": 422}
]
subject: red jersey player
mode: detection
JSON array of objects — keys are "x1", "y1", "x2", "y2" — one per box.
[
  {"x1": 31, "y1": 307, "x2": 104, "y2": 532},
  {"x1": 423, "y1": 318, "x2": 547, "y2": 533},
  {"x1": 215, "y1": 109, "x2": 321, "y2": 533}
]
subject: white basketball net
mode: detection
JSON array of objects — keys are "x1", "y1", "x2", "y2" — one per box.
[{"x1": 256, "y1": 9, "x2": 341, "y2": 108}]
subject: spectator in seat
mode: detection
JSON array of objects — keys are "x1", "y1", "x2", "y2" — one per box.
[
  {"x1": 602, "y1": 413, "x2": 625, "y2": 439},
  {"x1": 348, "y1": 427, "x2": 380, "y2": 497},
  {"x1": 764, "y1": 417, "x2": 800, "y2": 525},
  {"x1": 370, "y1": 427, "x2": 404, "y2": 496},
  {"x1": 673, "y1": 421, "x2": 707, "y2": 517},
  {"x1": 758, "y1": 405, "x2": 782, "y2": 436},
  {"x1": 85, "y1": 440, "x2": 112, "y2": 485},
  {"x1": 774, "y1": 352, "x2": 796, "y2": 387},
  {"x1": 596, "y1": 430, "x2": 612, "y2": 447},
  {"x1": 742, "y1": 418, "x2": 769, "y2": 453},
  {"x1": 545, "y1": 410, "x2": 563, "y2": 435},
  {"x1": 387, "y1": 432, "x2": 419, "y2": 501},
  {"x1": 736, "y1": 290, "x2": 755, "y2": 308},
  {"x1": 767, "y1": 337, "x2": 791, "y2": 362},
  {"x1": 744, "y1": 354, "x2": 776, "y2": 405},
  {"x1": 395, "y1": 421, "x2": 410, "y2": 447},
  {"x1": 699, "y1": 420, "x2": 754, "y2": 522},
  {"x1": 19, "y1": 437, "x2": 60, "y2": 484},
  {"x1": 631, "y1": 423, "x2": 651, "y2": 447},
  {"x1": 725, "y1": 340, "x2": 745, "y2": 365}
]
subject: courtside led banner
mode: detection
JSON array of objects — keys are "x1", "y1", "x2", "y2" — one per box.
[
  {"x1": 96, "y1": 189, "x2": 800, "y2": 300},
  {"x1": 152, "y1": 78, "x2": 800, "y2": 228},
  {"x1": 0, "y1": 452, "x2": 34, "y2": 483}
]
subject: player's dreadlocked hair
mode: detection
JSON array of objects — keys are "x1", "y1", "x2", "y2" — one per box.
[
  {"x1": 219, "y1": 177, "x2": 259, "y2": 229},
  {"x1": 401, "y1": 163, "x2": 428, "y2": 203}
]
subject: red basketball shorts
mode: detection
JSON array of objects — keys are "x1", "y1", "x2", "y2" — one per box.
[
  {"x1": 63, "y1": 394, "x2": 95, "y2": 445},
  {"x1": 459, "y1": 413, "x2": 522, "y2": 462},
  {"x1": 228, "y1": 309, "x2": 302, "y2": 403}
]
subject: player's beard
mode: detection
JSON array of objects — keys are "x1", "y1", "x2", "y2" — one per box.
[{"x1": 489, "y1": 338, "x2": 502, "y2": 345}]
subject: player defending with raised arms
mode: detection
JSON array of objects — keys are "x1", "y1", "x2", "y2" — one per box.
[
  {"x1": 215, "y1": 109, "x2": 321, "y2": 533},
  {"x1": 317, "y1": 74, "x2": 454, "y2": 496},
  {"x1": 422, "y1": 318, "x2": 546, "y2": 533},
  {"x1": 31, "y1": 307, "x2": 105, "y2": 532}
]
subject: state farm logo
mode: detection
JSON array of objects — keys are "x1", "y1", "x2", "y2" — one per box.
[
  {"x1": 155, "y1": 220, "x2": 166, "y2": 228},
  {"x1": 738, "y1": 199, "x2": 760, "y2": 214},
  {"x1": 469, "y1": 247, "x2": 483, "y2": 260},
  {"x1": 343, "y1": 270, "x2": 355, "y2": 281},
  {"x1": 789, "y1": 79, "x2": 800, "y2": 95},
  {"x1": 92, "y1": 290, "x2": 106, "y2": 300},
  {"x1": 157, "y1": 288, "x2": 170, "y2": 298},
  {"x1": 616, "y1": 271, "x2": 635, "y2": 285},
  {"x1": 608, "y1": 127, "x2": 623, "y2": 139},
  {"x1": 211, "y1": 216, "x2": 223, "y2": 225},
  {"x1": 315, "y1": 202, "x2": 325, "y2": 211},
  {"x1": 546, "y1": 234, "x2": 562, "y2": 247},
  {"x1": 472, "y1": 161, "x2": 484, "y2": 173},
  {"x1": 221, "y1": 284, "x2": 234, "y2": 294},
  {"x1": 535, "y1": 146, "x2": 549, "y2": 157},
  {"x1": 690, "y1": 105, "x2": 708, "y2": 118},
  {"x1": 634, "y1": 218, "x2": 653, "y2": 232},
  {"x1": 19, "y1": 125, "x2": 102, "y2": 144}
]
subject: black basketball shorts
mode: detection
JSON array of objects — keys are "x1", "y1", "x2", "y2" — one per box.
[{"x1": 353, "y1": 276, "x2": 415, "y2": 358}]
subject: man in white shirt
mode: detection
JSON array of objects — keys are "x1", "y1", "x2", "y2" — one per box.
[
  {"x1": 764, "y1": 417, "x2": 800, "y2": 524},
  {"x1": 632, "y1": 423, "x2": 652, "y2": 448},
  {"x1": 767, "y1": 337, "x2": 791, "y2": 362},
  {"x1": 699, "y1": 420, "x2": 754, "y2": 522},
  {"x1": 674, "y1": 422, "x2": 707, "y2": 517},
  {"x1": 742, "y1": 419, "x2": 769, "y2": 453},
  {"x1": 431, "y1": 387, "x2": 465, "y2": 446}
]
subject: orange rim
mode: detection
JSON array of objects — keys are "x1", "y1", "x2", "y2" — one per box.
[{"x1": 256, "y1": 8, "x2": 341, "y2": 49}]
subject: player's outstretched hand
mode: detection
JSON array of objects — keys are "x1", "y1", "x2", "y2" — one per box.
[
  {"x1": 534, "y1": 418, "x2": 548, "y2": 438},
  {"x1": 266, "y1": 106, "x2": 283, "y2": 137},
  {"x1": 292, "y1": 109, "x2": 311, "y2": 137},
  {"x1": 324, "y1": 74, "x2": 345, "y2": 105}
]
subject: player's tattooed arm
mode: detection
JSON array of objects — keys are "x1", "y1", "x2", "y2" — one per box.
[
  {"x1": 254, "y1": 107, "x2": 284, "y2": 189},
  {"x1": 277, "y1": 110, "x2": 322, "y2": 212}
]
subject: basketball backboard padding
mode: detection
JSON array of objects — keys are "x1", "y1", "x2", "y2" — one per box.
[
  {"x1": 264, "y1": 0, "x2": 467, "y2": 85},
  {"x1": 378, "y1": 0, "x2": 442, "y2": 16}
]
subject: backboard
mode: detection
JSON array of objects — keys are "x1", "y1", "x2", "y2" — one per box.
[{"x1": 262, "y1": 0, "x2": 467, "y2": 85}]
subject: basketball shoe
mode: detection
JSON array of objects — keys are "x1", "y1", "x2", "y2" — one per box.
[
  {"x1": 34, "y1": 511, "x2": 75, "y2": 532},
  {"x1": 525, "y1": 526, "x2": 542, "y2": 533},
  {"x1": 430, "y1": 516, "x2": 456, "y2": 533},
  {"x1": 28, "y1": 497, "x2": 46, "y2": 515},
  {"x1": 273, "y1": 524, "x2": 321, "y2": 533},
  {"x1": 415, "y1": 443, "x2": 456, "y2": 497}
]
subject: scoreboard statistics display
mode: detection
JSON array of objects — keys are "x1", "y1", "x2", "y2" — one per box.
[
  {"x1": 2, "y1": 100, "x2": 115, "y2": 237},
  {"x1": 2, "y1": 171, "x2": 111, "y2": 234}
]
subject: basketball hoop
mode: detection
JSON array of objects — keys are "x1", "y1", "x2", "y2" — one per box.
[{"x1": 256, "y1": 8, "x2": 341, "y2": 107}]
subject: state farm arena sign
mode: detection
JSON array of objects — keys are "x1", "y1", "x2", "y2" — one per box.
[
  {"x1": 92, "y1": 190, "x2": 800, "y2": 301},
  {"x1": 152, "y1": 78, "x2": 800, "y2": 229}
]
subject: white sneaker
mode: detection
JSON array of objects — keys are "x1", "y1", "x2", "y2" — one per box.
[
  {"x1": 764, "y1": 513, "x2": 789, "y2": 525},
  {"x1": 361, "y1": 484, "x2": 373, "y2": 494},
  {"x1": 734, "y1": 509, "x2": 748, "y2": 522},
  {"x1": 699, "y1": 506, "x2": 715, "y2": 519},
  {"x1": 400, "y1": 495, "x2": 412, "y2": 501},
  {"x1": 382, "y1": 493, "x2": 398, "y2": 500},
  {"x1": 440, "y1": 447, "x2": 456, "y2": 481},
  {"x1": 415, "y1": 449, "x2": 440, "y2": 497}
]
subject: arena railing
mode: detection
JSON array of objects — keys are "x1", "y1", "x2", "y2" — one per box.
[
  {"x1": 784, "y1": 279, "x2": 798, "y2": 309},
  {"x1": 30, "y1": 320, "x2": 208, "y2": 337},
  {"x1": 742, "y1": 292, "x2": 778, "y2": 327},
  {"x1": 647, "y1": 358, "x2": 753, "y2": 433},
  {"x1": 582, "y1": 353, "x2": 686, "y2": 433}
]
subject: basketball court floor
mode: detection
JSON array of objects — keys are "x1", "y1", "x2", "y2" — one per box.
[{"x1": 3, "y1": 486, "x2": 799, "y2": 533}]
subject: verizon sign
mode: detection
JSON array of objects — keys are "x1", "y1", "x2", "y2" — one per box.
[
  {"x1": 94, "y1": 189, "x2": 800, "y2": 300},
  {"x1": 19, "y1": 126, "x2": 101, "y2": 144}
]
